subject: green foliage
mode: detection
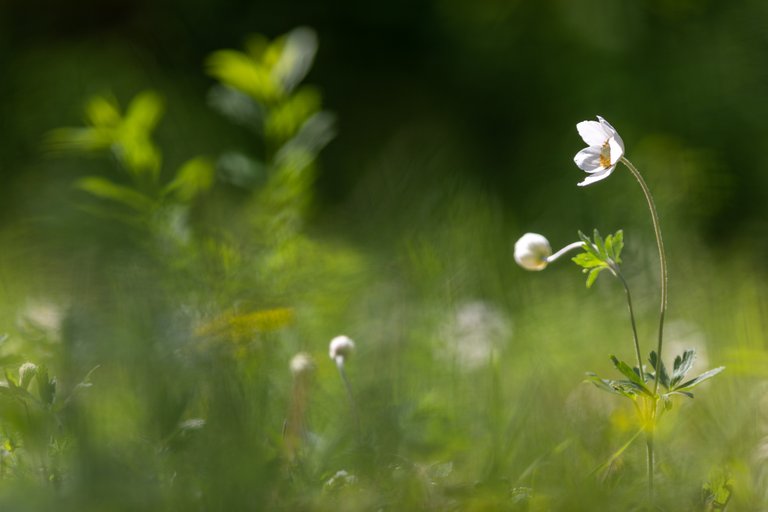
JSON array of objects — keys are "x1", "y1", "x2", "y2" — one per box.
[
  {"x1": 648, "y1": 349, "x2": 725, "y2": 400},
  {"x1": 0, "y1": 16, "x2": 754, "y2": 511},
  {"x1": 590, "y1": 349, "x2": 725, "y2": 413},
  {"x1": 572, "y1": 229, "x2": 623, "y2": 288}
]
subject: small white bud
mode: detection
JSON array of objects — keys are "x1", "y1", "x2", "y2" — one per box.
[
  {"x1": 514, "y1": 233, "x2": 552, "y2": 271},
  {"x1": 18, "y1": 362, "x2": 38, "y2": 390},
  {"x1": 329, "y1": 335, "x2": 355, "y2": 363},
  {"x1": 290, "y1": 352, "x2": 316, "y2": 377}
]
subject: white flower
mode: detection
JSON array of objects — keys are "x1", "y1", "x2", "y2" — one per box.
[
  {"x1": 290, "y1": 352, "x2": 316, "y2": 377},
  {"x1": 574, "y1": 115, "x2": 625, "y2": 186},
  {"x1": 329, "y1": 335, "x2": 355, "y2": 363},
  {"x1": 514, "y1": 233, "x2": 552, "y2": 271}
]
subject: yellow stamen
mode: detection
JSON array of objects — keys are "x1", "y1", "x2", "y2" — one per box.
[{"x1": 599, "y1": 141, "x2": 611, "y2": 169}]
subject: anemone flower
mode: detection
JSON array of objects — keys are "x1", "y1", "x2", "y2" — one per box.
[{"x1": 574, "y1": 116, "x2": 624, "y2": 186}]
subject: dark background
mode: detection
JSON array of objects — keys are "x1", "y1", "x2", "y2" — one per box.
[{"x1": 2, "y1": 0, "x2": 766, "y2": 252}]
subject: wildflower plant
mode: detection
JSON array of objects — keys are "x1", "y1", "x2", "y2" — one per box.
[{"x1": 514, "y1": 116, "x2": 724, "y2": 504}]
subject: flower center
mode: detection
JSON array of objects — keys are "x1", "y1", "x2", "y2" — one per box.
[{"x1": 599, "y1": 141, "x2": 612, "y2": 169}]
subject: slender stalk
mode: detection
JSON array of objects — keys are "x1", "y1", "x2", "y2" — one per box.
[
  {"x1": 335, "y1": 357, "x2": 362, "y2": 438},
  {"x1": 546, "y1": 241, "x2": 584, "y2": 264},
  {"x1": 620, "y1": 156, "x2": 667, "y2": 506},
  {"x1": 620, "y1": 157, "x2": 668, "y2": 396},
  {"x1": 646, "y1": 426, "x2": 654, "y2": 504},
  {"x1": 610, "y1": 266, "x2": 644, "y2": 378}
]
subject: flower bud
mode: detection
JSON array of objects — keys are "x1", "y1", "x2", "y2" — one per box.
[
  {"x1": 18, "y1": 362, "x2": 38, "y2": 390},
  {"x1": 290, "y1": 352, "x2": 316, "y2": 377},
  {"x1": 329, "y1": 335, "x2": 355, "y2": 363},
  {"x1": 514, "y1": 233, "x2": 552, "y2": 271}
]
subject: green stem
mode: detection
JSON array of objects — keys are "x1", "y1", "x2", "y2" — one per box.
[
  {"x1": 646, "y1": 426, "x2": 654, "y2": 505},
  {"x1": 620, "y1": 157, "x2": 668, "y2": 396},
  {"x1": 336, "y1": 358, "x2": 362, "y2": 439},
  {"x1": 610, "y1": 266, "x2": 644, "y2": 378},
  {"x1": 620, "y1": 156, "x2": 666, "y2": 507}
]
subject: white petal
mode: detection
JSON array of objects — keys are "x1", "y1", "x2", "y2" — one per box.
[
  {"x1": 576, "y1": 165, "x2": 616, "y2": 187},
  {"x1": 596, "y1": 116, "x2": 618, "y2": 137},
  {"x1": 576, "y1": 121, "x2": 610, "y2": 146},
  {"x1": 573, "y1": 146, "x2": 602, "y2": 172},
  {"x1": 608, "y1": 137, "x2": 624, "y2": 165}
]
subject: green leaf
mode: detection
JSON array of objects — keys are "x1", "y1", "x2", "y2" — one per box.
[
  {"x1": 271, "y1": 27, "x2": 318, "y2": 93},
  {"x1": 586, "y1": 267, "x2": 605, "y2": 288},
  {"x1": 264, "y1": 86, "x2": 321, "y2": 141},
  {"x1": 610, "y1": 355, "x2": 652, "y2": 395},
  {"x1": 671, "y1": 349, "x2": 695, "y2": 387},
  {"x1": 77, "y1": 177, "x2": 156, "y2": 212},
  {"x1": 585, "y1": 373, "x2": 636, "y2": 399},
  {"x1": 578, "y1": 231, "x2": 600, "y2": 259},
  {"x1": 85, "y1": 95, "x2": 121, "y2": 127},
  {"x1": 676, "y1": 366, "x2": 725, "y2": 391},
  {"x1": 123, "y1": 90, "x2": 164, "y2": 134},
  {"x1": 206, "y1": 49, "x2": 281, "y2": 102},
  {"x1": 165, "y1": 157, "x2": 216, "y2": 202},
  {"x1": 592, "y1": 229, "x2": 606, "y2": 258},
  {"x1": 571, "y1": 252, "x2": 604, "y2": 269},
  {"x1": 36, "y1": 366, "x2": 56, "y2": 406},
  {"x1": 648, "y1": 351, "x2": 670, "y2": 390},
  {"x1": 611, "y1": 230, "x2": 624, "y2": 262}
]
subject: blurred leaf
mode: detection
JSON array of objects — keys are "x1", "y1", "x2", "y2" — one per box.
[
  {"x1": 45, "y1": 127, "x2": 115, "y2": 153},
  {"x1": 123, "y1": 90, "x2": 164, "y2": 134},
  {"x1": 77, "y1": 176, "x2": 156, "y2": 212},
  {"x1": 195, "y1": 307, "x2": 295, "y2": 341},
  {"x1": 36, "y1": 366, "x2": 56, "y2": 406},
  {"x1": 206, "y1": 49, "x2": 281, "y2": 103},
  {"x1": 271, "y1": 27, "x2": 318, "y2": 93},
  {"x1": 264, "y1": 86, "x2": 321, "y2": 141},
  {"x1": 274, "y1": 111, "x2": 336, "y2": 169},
  {"x1": 207, "y1": 85, "x2": 264, "y2": 129},
  {"x1": 589, "y1": 427, "x2": 644, "y2": 477},
  {"x1": 165, "y1": 157, "x2": 215, "y2": 202},
  {"x1": 217, "y1": 151, "x2": 267, "y2": 188},
  {"x1": 85, "y1": 95, "x2": 121, "y2": 127}
]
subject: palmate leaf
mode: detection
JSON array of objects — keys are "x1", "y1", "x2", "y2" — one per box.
[{"x1": 573, "y1": 229, "x2": 624, "y2": 288}]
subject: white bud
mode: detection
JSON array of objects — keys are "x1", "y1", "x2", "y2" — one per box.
[
  {"x1": 290, "y1": 352, "x2": 316, "y2": 377},
  {"x1": 329, "y1": 335, "x2": 355, "y2": 363},
  {"x1": 514, "y1": 233, "x2": 552, "y2": 271},
  {"x1": 18, "y1": 362, "x2": 38, "y2": 390}
]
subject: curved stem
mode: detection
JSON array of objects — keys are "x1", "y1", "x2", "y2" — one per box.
[
  {"x1": 620, "y1": 157, "x2": 668, "y2": 396},
  {"x1": 546, "y1": 241, "x2": 584, "y2": 264},
  {"x1": 610, "y1": 266, "x2": 644, "y2": 378}
]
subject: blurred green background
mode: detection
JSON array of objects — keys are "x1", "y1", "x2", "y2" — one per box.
[{"x1": 0, "y1": 0, "x2": 767, "y2": 510}]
